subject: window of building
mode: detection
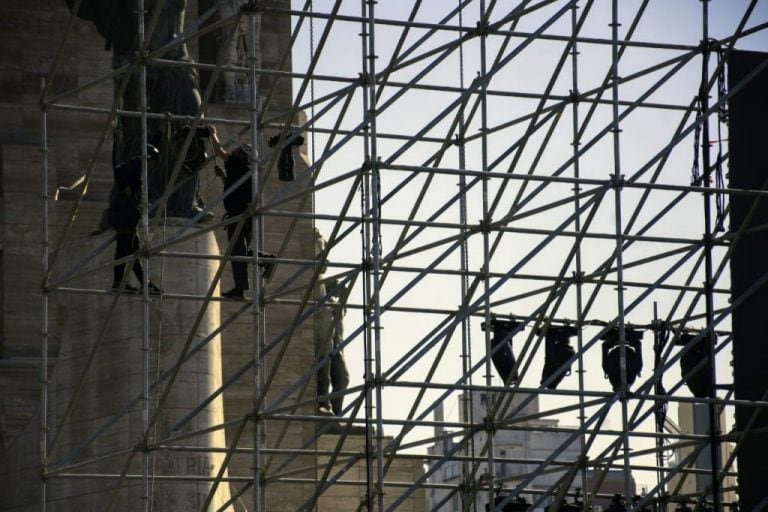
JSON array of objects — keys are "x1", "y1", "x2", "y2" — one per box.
[
  {"x1": 496, "y1": 449, "x2": 507, "y2": 477},
  {"x1": 444, "y1": 462, "x2": 461, "y2": 480}
]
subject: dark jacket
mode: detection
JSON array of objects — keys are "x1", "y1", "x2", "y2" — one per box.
[
  {"x1": 108, "y1": 158, "x2": 142, "y2": 232},
  {"x1": 223, "y1": 155, "x2": 252, "y2": 215}
]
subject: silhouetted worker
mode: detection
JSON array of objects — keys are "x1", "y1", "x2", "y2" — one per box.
[
  {"x1": 108, "y1": 146, "x2": 162, "y2": 294},
  {"x1": 314, "y1": 228, "x2": 350, "y2": 416},
  {"x1": 210, "y1": 127, "x2": 260, "y2": 299},
  {"x1": 210, "y1": 127, "x2": 252, "y2": 298}
]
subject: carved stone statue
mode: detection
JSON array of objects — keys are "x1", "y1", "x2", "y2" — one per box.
[
  {"x1": 314, "y1": 228, "x2": 350, "y2": 416},
  {"x1": 66, "y1": 0, "x2": 206, "y2": 218},
  {"x1": 216, "y1": 0, "x2": 249, "y2": 103}
]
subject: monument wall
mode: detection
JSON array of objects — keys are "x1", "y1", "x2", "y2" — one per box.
[{"x1": 0, "y1": 1, "x2": 320, "y2": 510}]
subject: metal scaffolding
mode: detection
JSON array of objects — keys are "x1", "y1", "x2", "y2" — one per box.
[{"x1": 36, "y1": 1, "x2": 768, "y2": 511}]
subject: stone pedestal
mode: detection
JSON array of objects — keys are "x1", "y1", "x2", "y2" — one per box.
[
  {"x1": 316, "y1": 434, "x2": 425, "y2": 512},
  {"x1": 47, "y1": 227, "x2": 233, "y2": 511}
]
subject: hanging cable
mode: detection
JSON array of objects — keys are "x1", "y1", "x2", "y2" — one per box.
[
  {"x1": 713, "y1": 43, "x2": 728, "y2": 232},
  {"x1": 692, "y1": 39, "x2": 728, "y2": 230},
  {"x1": 691, "y1": 99, "x2": 702, "y2": 186},
  {"x1": 653, "y1": 321, "x2": 669, "y2": 434},
  {"x1": 307, "y1": 0, "x2": 325, "y2": 495},
  {"x1": 309, "y1": 1, "x2": 317, "y2": 170}
]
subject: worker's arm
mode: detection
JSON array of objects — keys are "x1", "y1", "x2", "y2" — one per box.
[
  {"x1": 208, "y1": 125, "x2": 228, "y2": 181},
  {"x1": 209, "y1": 125, "x2": 229, "y2": 160}
]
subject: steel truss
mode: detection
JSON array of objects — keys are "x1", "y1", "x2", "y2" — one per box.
[{"x1": 37, "y1": 1, "x2": 768, "y2": 511}]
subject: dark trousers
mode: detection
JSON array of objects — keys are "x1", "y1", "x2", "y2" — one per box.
[
  {"x1": 317, "y1": 349, "x2": 350, "y2": 416},
  {"x1": 226, "y1": 216, "x2": 251, "y2": 290},
  {"x1": 114, "y1": 231, "x2": 143, "y2": 285},
  {"x1": 317, "y1": 315, "x2": 350, "y2": 416}
]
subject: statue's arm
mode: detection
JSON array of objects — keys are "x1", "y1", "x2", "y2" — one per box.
[{"x1": 63, "y1": 0, "x2": 119, "y2": 43}]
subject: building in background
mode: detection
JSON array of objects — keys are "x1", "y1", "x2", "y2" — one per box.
[
  {"x1": 584, "y1": 470, "x2": 636, "y2": 511},
  {"x1": 427, "y1": 391, "x2": 581, "y2": 511},
  {"x1": 668, "y1": 402, "x2": 738, "y2": 506}
]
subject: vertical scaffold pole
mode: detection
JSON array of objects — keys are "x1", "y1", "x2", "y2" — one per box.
[
  {"x1": 609, "y1": 0, "x2": 633, "y2": 502},
  {"x1": 477, "y1": 0, "x2": 496, "y2": 508},
  {"x1": 360, "y1": 0, "x2": 384, "y2": 507},
  {"x1": 568, "y1": 1, "x2": 590, "y2": 498},
  {"x1": 359, "y1": 4, "x2": 375, "y2": 504},
  {"x1": 653, "y1": 302, "x2": 668, "y2": 512},
  {"x1": 246, "y1": 2, "x2": 265, "y2": 510},
  {"x1": 40, "y1": 77, "x2": 50, "y2": 512},
  {"x1": 456, "y1": 0, "x2": 474, "y2": 507},
  {"x1": 365, "y1": 0, "x2": 385, "y2": 509},
  {"x1": 699, "y1": 1, "x2": 722, "y2": 508},
  {"x1": 136, "y1": 1, "x2": 151, "y2": 510}
]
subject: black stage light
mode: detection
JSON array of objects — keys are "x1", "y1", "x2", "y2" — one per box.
[
  {"x1": 268, "y1": 129, "x2": 304, "y2": 182},
  {"x1": 545, "y1": 500, "x2": 581, "y2": 512},
  {"x1": 538, "y1": 325, "x2": 577, "y2": 389},
  {"x1": 547, "y1": 503, "x2": 581, "y2": 512},
  {"x1": 674, "y1": 501, "x2": 712, "y2": 512},
  {"x1": 557, "y1": 488, "x2": 587, "y2": 512},
  {"x1": 605, "y1": 494, "x2": 627, "y2": 512},
  {"x1": 674, "y1": 501, "x2": 695, "y2": 512},
  {"x1": 601, "y1": 326, "x2": 643, "y2": 392},
  {"x1": 676, "y1": 331, "x2": 713, "y2": 398},
  {"x1": 481, "y1": 317, "x2": 521, "y2": 385},
  {"x1": 486, "y1": 495, "x2": 530, "y2": 512},
  {"x1": 629, "y1": 496, "x2": 653, "y2": 512},
  {"x1": 544, "y1": 488, "x2": 587, "y2": 512}
]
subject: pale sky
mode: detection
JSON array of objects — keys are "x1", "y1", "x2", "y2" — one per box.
[{"x1": 287, "y1": 0, "x2": 768, "y2": 493}]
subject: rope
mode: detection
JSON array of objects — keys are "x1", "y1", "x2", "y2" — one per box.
[
  {"x1": 308, "y1": 3, "x2": 323, "y2": 506},
  {"x1": 310, "y1": 1, "x2": 317, "y2": 169},
  {"x1": 714, "y1": 44, "x2": 728, "y2": 232},
  {"x1": 691, "y1": 40, "x2": 727, "y2": 233},
  {"x1": 653, "y1": 323, "x2": 669, "y2": 438},
  {"x1": 691, "y1": 99, "x2": 702, "y2": 186}
]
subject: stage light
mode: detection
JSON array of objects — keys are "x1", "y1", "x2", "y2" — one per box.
[
  {"x1": 481, "y1": 317, "x2": 521, "y2": 385},
  {"x1": 268, "y1": 129, "x2": 304, "y2": 182},
  {"x1": 538, "y1": 325, "x2": 577, "y2": 390},
  {"x1": 558, "y1": 488, "x2": 588, "y2": 512},
  {"x1": 544, "y1": 490, "x2": 584, "y2": 512},
  {"x1": 674, "y1": 501, "x2": 713, "y2": 512},
  {"x1": 601, "y1": 326, "x2": 643, "y2": 392},
  {"x1": 674, "y1": 500, "x2": 715, "y2": 512},
  {"x1": 630, "y1": 495, "x2": 653, "y2": 512},
  {"x1": 486, "y1": 495, "x2": 530, "y2": 512},
  {"x1": 676, "y1": 331, "x2": 713, "y2": 398},
  {"x1": 605, "y1": 494, "x2": 627, "y2": 512}
]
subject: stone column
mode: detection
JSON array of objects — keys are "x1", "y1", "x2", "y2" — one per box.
[{"x1": 49, "y1": 226, "x2": 233, "y2": 511}]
